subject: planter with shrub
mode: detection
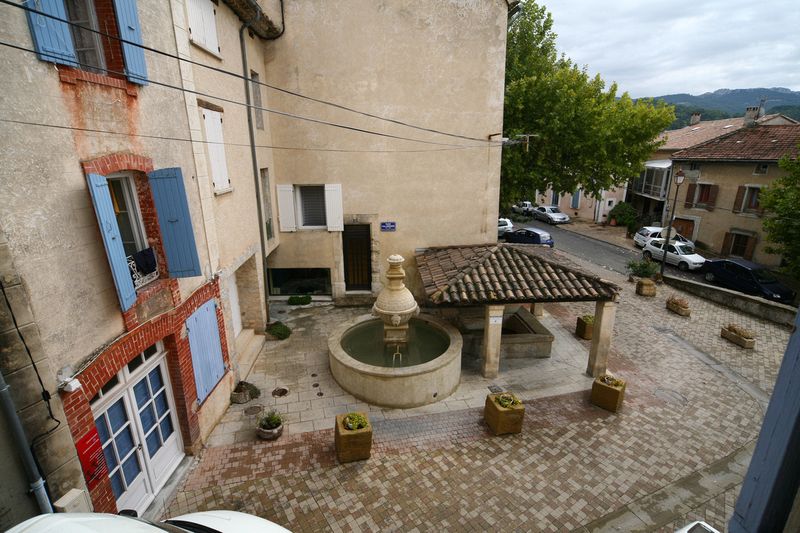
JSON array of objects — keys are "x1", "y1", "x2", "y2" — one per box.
[
  {"x1": 335, "y1": 412, "x2": 372, "y2": 463},
  {"x1": 721, "y1": 324, "x2": 755, "y2": 349},
  {"x1": 256, "y1": 409, "x2": 284, "y2": 440},
  {"x1": 230, "y1": 381, "x2": 261, "y2": 404},
  {"x1": 576, "y1": 315, "x2": 594, "y2": 340},
  {"x1": 484, "y1": 392, "x2": 525, "y2": 435},
  {"x1": 590, "y1": 375, "x2": 626, "y2": 413}
]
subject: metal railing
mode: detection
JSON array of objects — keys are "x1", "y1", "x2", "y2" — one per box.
[{"x1": 128, "y1": 247, "x2": 159, "y2": 290}]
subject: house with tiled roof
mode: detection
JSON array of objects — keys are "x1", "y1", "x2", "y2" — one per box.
[
  {"x1": 628, "y1": 107, "x2": 797, "y2": 224},
  {"x1": 667, "y1": 124, "x2": 800, "y2": 265}
]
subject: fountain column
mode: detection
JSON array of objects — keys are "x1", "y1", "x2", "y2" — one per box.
[{"x1": 372, "y1": 255, "x2": 419, "y2": 346}]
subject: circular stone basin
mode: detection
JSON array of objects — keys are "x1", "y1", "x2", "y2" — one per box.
[{"x1": 328, "y1": 314, "x2": 462, "y2": 408}]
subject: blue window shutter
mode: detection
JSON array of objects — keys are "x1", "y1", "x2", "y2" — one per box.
[
  {"x1": 186, "y1": 300, "x2": 225, "y2": 403},
  {"x1": 26, "y1": 0, "x2": 78, "y2": 67},
  {"x1": 148, "y1": 168, "x2": 201, "y2": 278},
  {"x1": 86, "y1": 174, "x2": 137, "y2": 311},
  {"x1": 112, "y1": 0, "x2": 148, "y2": 84}
]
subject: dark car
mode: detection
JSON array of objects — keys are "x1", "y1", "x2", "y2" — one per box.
[
  {"x1": 703, "y1": 258, "x2": 796, "y2": 303},
  {"x1": 504, "y1": 227, "x2": 555, "y2": 247}
]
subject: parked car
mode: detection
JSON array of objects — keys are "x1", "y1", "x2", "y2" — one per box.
[
  {"x1": 8, "y1": 511, "x2": 291, "y2": 533},
  {"x1": 703, "y1": 258, "x2": 796, "y2": 303},
  {"x1": 532, "y1": 205, "x2": 570, "y2": 224},
  {"x1": 642, "y1": 239, "x2": 706, "y2": 271},
  {"x1": 504, "y1": 227, "x2": 554, "y2": 247},
  {"x1": 498, "y1": 217, "x2": 514, "y2": 237},
  {"x1": 633, "y1": 226, "x2": 694, "y2": 249},
  {"x1": 511, "y1": 201, "x2": 535, "y2": 215}
]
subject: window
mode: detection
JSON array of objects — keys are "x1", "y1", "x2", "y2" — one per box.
[
  {"x1": 269, "y1": 268, "x2": 332, "y2": 295},
  {"x1": 260, "y1": 169, "x2": 274, "y2": 240},
  {"x1": 26, "y1": 0, "x2": 147, "y2": 84},
  {"x1": 551, "y1": 191, "x2": 559, "y2": 205},
  {"x1": 108, "y1": 175, "x2": 159, "y2": 290},
  {"x1": 276, "y1": 184, "x2": 343, "y2": 232},
  {"x1": 187, "y1": 0, "x2": 220, "y2": 55},
  {"x1": 689, "y1": 163, "x2": 701, "y2": 171},
  {"x1": 730, "y1": 234, "x2": 750, "y2": 257},
  {"x1": 744, "y1": 187, "x2": 761, "y2": 212},
  {"x1": 571, "y1": 189, "x2": 581, "y2": 209},
  {"x1": 251, "y1": 71, "x2": 264, "y2": 130},
  {"x1": 201, "y1": 108, "x2": 230, "y2": 193},
  {"x1": 697, "y1": 184, "x2": 712, "y2": 204},
  {"x1": 753, "y1": 163, "x2": 768, "y2": 175},
  {"x1": 733, "y1": 185, "x2": 762, "y2": 215},
  {"x1": 687, "y1": 183, "x2": 718, "y2": 210}
]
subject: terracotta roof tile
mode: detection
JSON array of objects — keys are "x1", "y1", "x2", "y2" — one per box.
[
  {"x1": 672, "y1": 124, "x2": 800, "y2": 161},
  {"x1": 415, "y1": 244, "x2": 619, "y2": 305},
  {"x1": 658, "y1": 114, "x2": 795, "y2": 151}
]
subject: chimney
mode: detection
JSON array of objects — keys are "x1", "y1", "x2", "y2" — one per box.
[
  {"x1": 744, "y1": 106, "x2": 759, "y2": 126},
  {"x1": 689, "y1": 112, "x2": 701, "y2": 125}
]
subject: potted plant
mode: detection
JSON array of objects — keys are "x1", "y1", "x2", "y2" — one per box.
[
  {"x1": 230, "y1": 380, "x2": 260, "y2": 404},
  {"x1": 335, "y1": 412, "x2": 372, "y2": 463},
  {"x1": 666, "y1": 295, "x2": 691, "y2": 317},
  {"x1": 627, "y1": 259, "x2": 658, "y2": 296},
  {"x1": 576, "y1": 315, "x2": 594, "y2": 340},
  {"x1": 591, "y1": 374, "x2": 626, "y2": 413},
  {"x1": 484, "y1": 392, "x2": 525, "y2": 435},
  {"x1": 256, "y1": 409, "x2": 284, "y2": 440},
  {"x1": 721, "y1": 323, "x2": 755, "y2": 349}
]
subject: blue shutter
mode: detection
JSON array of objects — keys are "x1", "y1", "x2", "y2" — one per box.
[
  {"x1": 148, "y1": 168, "x2": 201, "y2": 278},
  {"x1": 26, "y1": 0, "x2": 78, "y2": 66},
  {"x1": 112, "y1": 0, "x2": 148, "y2": 84},
  {"x1": 86, "y1": 174, "x2": 137, "y2": 311},
  {"x1": 186, "y1": 300, "x2": 225, "y2": 403}
]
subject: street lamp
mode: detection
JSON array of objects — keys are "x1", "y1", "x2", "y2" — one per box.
[{"x1": 660, "y1": 169, "x2": 686, "y2": 278}]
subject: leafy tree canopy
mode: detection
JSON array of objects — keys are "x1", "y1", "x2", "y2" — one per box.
[
  {"x1": 501, "y1": 2, "x2": 675, "y2": 211},
  {"x1": 760, "y1": 147, "x2": 800, "y2": 279}
]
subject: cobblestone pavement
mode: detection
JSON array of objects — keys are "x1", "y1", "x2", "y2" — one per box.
[{"x1": 159, "y1": 250, "x2": 793, "y2": 532}]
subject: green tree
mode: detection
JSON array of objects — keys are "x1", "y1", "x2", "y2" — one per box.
[
  {"x1": 760, "y1": 147, "x2": 800, "y2": 278},
  {"x1": 501, "y1": 2, "x2": 675, "y2": 211}
]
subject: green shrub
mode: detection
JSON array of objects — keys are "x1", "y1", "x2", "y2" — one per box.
[
  {"x1": 627, "y1": 259, "x2": 658, "y2": 278},
  {"x1": 234, "y1": 381, "x2": 261, "y2": 399},
  {"x1": 343, "y1": 412, "x2": 369, "y2": 430},
  {"x1": 580, "y1": 315, "x2": 594, "y2": 325},
  {"x1": 259, "y1": 409, "x2": 283, "y2": 430},
  {"x1": 267, "y1": 321, "x2": 292, "y2": 340},
  {"x1": 287, "y1": 295, "x2": 312, "y2": 305},
  {"x1": 608, "y1": 202, "x2": 639, "y2": 232},
  {"x1": 495, "y1": 392, "x2": 522, "y2": 408}
]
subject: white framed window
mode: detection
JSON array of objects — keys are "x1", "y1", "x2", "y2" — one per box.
[
  {"x1": 65, "y1": 0, "x2": 106, "y2": 73},
  {"x1": 571, "y1": 189, "x2": 581, "y2": 209},
  {"x1": 187, "y1": 0, "x2": 220, "y2": 55},
  {"x1": 743, "y1": 186, "x2": 761, "y2": 213},
  {"x1": 251, "y1": 71, "x2": 264, "y2": 130},
  {"x1": 753, "y1": 163, "x2": 769, "y2": 175},
  {"x1": 276, "y1": 184, "x2": 343, "y2": 232},
  {"x1": 108, "y1": 174, "x2": 147, "y2": 258},
  {"x1": 201, "y1": 108, "x2": 231, "y2": 194}
]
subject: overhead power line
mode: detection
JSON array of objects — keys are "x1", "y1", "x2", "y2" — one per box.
[
  {"x1": 1, "y1": 0, "x2": 502, "y2": 146},
  {"x1": 0, "y1": 39, "x2": 487, "y2": 149}
]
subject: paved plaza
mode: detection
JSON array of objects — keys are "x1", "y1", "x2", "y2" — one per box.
[{"x1": 157, "y1": 251, "x2": 792, "y2": 532}]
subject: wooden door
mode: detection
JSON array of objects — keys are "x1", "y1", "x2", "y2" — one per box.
[
  {"x1": 672, "y1": 218, "x2": 695, "y2": 240},
  {"x1": 343, "y1": 225, "x2": 371, "y2": 291}
]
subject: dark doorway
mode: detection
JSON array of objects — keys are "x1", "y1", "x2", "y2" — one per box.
[{"x1": 343, "y1": 224, "x2": 372, "y2": 291}]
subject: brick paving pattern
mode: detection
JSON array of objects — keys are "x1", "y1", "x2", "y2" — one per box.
[{"x1": 158, "y1": 251, "x2": 792, "y2": 532}]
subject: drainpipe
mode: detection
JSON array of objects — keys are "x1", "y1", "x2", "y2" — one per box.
[
  {"x1": 0, "y1": 370, "x2": 53, "y2": 514},
  {"x1": 240, "y1": 20, "x2": 271, "y2": 328}
]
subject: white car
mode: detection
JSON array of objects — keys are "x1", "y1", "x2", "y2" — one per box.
[
  {"x1": 498, "y1": 217, "x2": 514, "y2": 237},
  {"x1": 633, "y1": 226, "x2": 694, "y2": 248},
  {"x1": 642, "y1": 239, "x2": 706, "y2": 271},
  {"x1": 532, "y1": 205, "x2": 570, "y2": 224},
  {"x1": 8, "y1": 511, "x2": 291, "y2": 533},
  {"x1": 511, "y1": 201, "x2": 534, "y2": 215}
]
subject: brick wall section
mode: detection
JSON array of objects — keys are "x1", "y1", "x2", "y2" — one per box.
[{"x1": 93, "y1": 0, "x2": 126, "y2": 77}]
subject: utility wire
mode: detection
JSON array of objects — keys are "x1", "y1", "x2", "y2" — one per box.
[
  {"x1": 0, "y1": 117, "x2": 486, "y2": 153},
  {"x1": 2, "y1": 0, "x2": 503, "y2": 146},
  {"x1": 0, "y1": 39, "x2": 486, "y2": 149}
]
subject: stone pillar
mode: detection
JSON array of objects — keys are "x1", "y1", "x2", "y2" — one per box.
[
  {"x1": 481, "y1": 304, "x2": 505, "y2": 378},
  {"x1": 586, "y1": 299, "x2": 617, "y2": 377},
  {"x1": 531, "y1": 303, "x2": 544, "y2": 317}
]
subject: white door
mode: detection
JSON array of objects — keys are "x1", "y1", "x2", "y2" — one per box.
[
  {"x1": 93, "y1": 347, "x2": 184, "y2": 516},
  {"x1": 228, "y1": 273, "x2": 243, "y2": 338}
]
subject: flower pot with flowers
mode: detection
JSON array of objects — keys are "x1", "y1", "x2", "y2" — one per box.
[
  {"x1": 335, "y1": 412, "x2": 372, "y2": 463},
  {"x1": 484, "y1": 392, "x2": 525, "y2": 435},
  {"x1": 591, "y1": 375, "x2": 626, "y2": 413}
]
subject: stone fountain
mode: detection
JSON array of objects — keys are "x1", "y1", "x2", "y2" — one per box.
[{"x1": 371, "y1": 254, "x2": 419, "y2": 348}]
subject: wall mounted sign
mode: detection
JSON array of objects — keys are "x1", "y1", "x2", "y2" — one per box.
[
  {"x1": 76, "y1": 428, "x2": 108, "y2": 491},
  {"x1": 380, "y1": 222, "x2": 397, "y2": 232}
]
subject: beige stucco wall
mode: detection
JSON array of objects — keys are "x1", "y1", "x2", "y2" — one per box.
[
  {"x1": 668, "y1": 161, "x2": 784, "y2": 265},
  {"x1": 262, "y1": 0, "x2": 507, "y2": 298}
]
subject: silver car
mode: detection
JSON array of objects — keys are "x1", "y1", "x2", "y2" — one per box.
[
  {"x1": 634, "y1": 226, "x2": 694, "y2": 248},
  {"x1": 642, "y1": 239, "x2": 706, "y2": 271},
  {"x1": 532, "y1": 205, "x2": 570, "y2": 224}
]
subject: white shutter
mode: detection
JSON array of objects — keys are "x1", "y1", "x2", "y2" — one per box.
[
  {"x1": 277, "y1": 184, "x2": 296, "y2": 232},
  {"x1": 201, "y1": 0, "x2": 219, "y2": 54},
  {"x1": 202, "y1": 109, "x2": 229, "y2": 193},
  {"x1": 187, "y1": 0, "x2": 206, "y2": 47},
  {"x1": 324, "y1": 184, "x2": 344, "y2": 232}
]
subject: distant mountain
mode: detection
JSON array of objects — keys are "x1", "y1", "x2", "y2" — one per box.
[{"x1": 642, "y1": 87, "x2": 800, "y2": 129}]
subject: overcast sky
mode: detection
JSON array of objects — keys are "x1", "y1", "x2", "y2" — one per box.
[{"x1": 543, "y1": 0, "x2": 800, "y2": 98}]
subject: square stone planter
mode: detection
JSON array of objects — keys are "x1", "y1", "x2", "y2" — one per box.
[
  {"x1": 575, "y1": 316, "x2": 593, "y2": 340},
  {"x1": 335, "y1": 413, "x2": 372, "y2": 463},
  {"x1": 590, "y1": 377, "x2": 626, "y2": 413},
  {"x1": 721, "y1": 327, "x2": 755, "y2": 349},
  {"x1": 484, "y1": 394, "x2": 525, "y2": 435},
  {"x1": 666, "y1": 300, "x2": 690, "y2": 317},
  {"x1": 636, "y1": 279, "x2": 656, "y2": 297}
]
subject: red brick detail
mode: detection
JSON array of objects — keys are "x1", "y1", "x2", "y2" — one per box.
[
  {"x1": 60, "y1": 278, "x2": 229, "y2": 513},
  {"x1": 81, "y1": 153, "x2": 154, "y2": 176},
  {"x1": 58, "y1": 67, "x2": 138, "y2": 97}
]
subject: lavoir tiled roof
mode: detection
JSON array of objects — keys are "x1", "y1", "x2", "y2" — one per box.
[
  {"x1": 672, "y1": 124, "x2": 800, "y2": 162},
  {"x1": 416, "y1": 244, "x2": 620, "y2": 305}
]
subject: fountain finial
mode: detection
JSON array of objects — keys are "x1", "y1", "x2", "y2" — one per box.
[{"x1": 372, "y1": 254, "x2": 419, "y2": 345}]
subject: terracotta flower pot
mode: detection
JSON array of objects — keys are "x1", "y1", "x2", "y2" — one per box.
[
  {"x1": 591, "y1": 377, "x2": 626, "y2": 413},
  {"x1": 576, "y1": 317, "x2": 593, "y2": 340},
  {"x1": 335, "y1": 413, "x2": 372, "y2": 463},
  {"x1": 721, "y1": 327, "x2": 755, "y2": 349},
  {"x1": 484, "y1": 394, "x2": 525, "y2": 435}
]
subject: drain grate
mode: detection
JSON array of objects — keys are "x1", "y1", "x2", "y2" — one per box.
[
  {"x1": 272, "y1": 387, "x2": 289, "y2": 397},
  {"x1": 244, "y1": 405, "x2": 262, "y2": 416}
]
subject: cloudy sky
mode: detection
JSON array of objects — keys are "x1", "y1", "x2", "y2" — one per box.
[{"x1": 543, "y1": 0, "x2": 800, "y2": 98}]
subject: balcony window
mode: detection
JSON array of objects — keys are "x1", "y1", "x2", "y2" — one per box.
[{"x1": 108, "y1": 175, "x2": 157, "y2": 289}]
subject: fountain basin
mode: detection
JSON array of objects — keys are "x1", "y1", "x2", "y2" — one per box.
[{"x1": 328, "y1": 314, "x2": 463, "y2": 408}]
